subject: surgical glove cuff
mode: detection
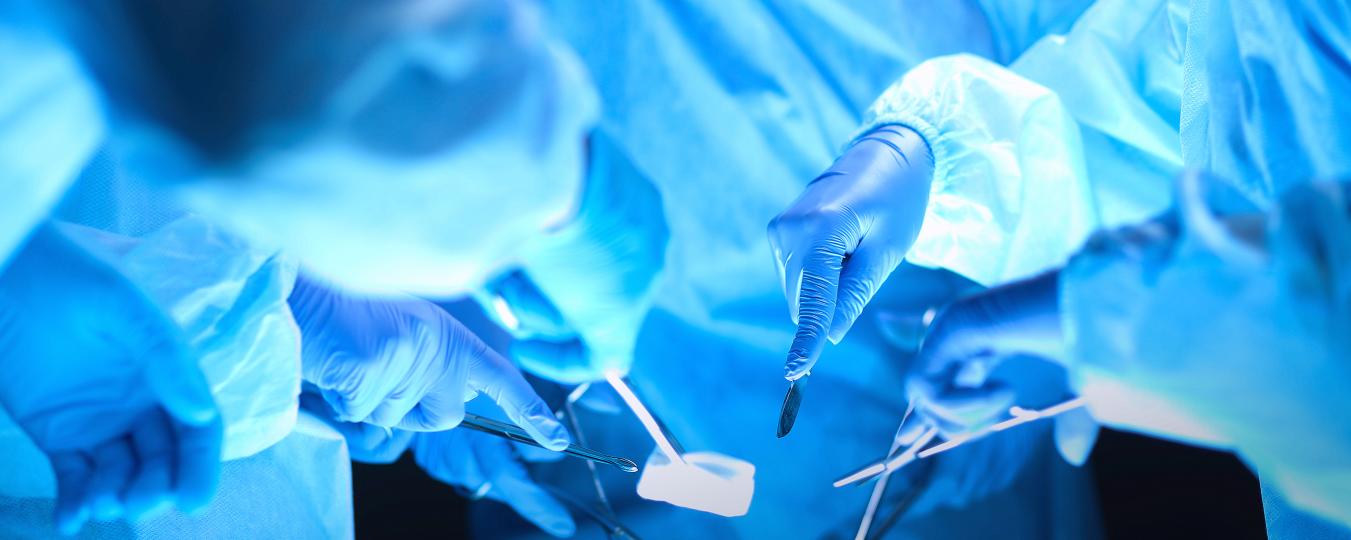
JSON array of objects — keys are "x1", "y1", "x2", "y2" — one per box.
[{"x1": 858, "y1": 54, "x2": 1098, "y2": 287}]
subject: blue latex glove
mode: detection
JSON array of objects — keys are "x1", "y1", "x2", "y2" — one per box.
[
  {"x1": 303, "y1": 391, "x2": 574, "y2": 537},
  {"x1": 481, "y1": 132, "x2": 669, "y2": 384},
  {"x1": 0, "y1": 223, "x2": 222, "y2": 534},
  {"x1": 901, "y1": 271, "x2": 1099, "y2": 465},
  {"x1": 288, "y1": 274, "x2": 571, "y2": 450},
  {"x1": 768, "y1": 126, "x2": 934, "y2": 380}
]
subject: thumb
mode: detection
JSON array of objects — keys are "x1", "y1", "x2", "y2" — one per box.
[
  {"x1": 784, "y1": 243, "x2": 848, "y2": 379},
  {"x1": 465, "y1": 338, "x2": 572, "y2": 451}
]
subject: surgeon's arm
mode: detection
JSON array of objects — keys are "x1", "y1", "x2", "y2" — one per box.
[
  {"x1": 770, "y1": 0, "x2": 1177, "y2": 378},
  {"x1": 847, "y1": 0, "x2": 1186, "y2": 284}
]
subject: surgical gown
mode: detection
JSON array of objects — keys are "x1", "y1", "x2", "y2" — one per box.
[
  {"x1": 1061, "y1": 177, "x2": 1351, "y2": 536},
  {"x1": 0, "y1": 0, "x2": 103, "y2": 268}
]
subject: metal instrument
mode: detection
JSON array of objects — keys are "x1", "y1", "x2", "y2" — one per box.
[
  {"x1": 459, "y1": 413, "x2": 639, "y2": 473},
  {"x1": 776, "y1": 375, "x2": 808, "y2": 438},
  {"x1": 833, "y1": 397, "x2": 1087, "y2": 487}
]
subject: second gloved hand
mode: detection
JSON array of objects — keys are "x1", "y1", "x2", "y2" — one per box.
[
  {"x1": 0, "y1": 223, "x2": 222, "y2": 534},
  {"x1": 901, "y1": 271, "x2": 1099, "y2": 465},
  {"x1": 289, "y1": 274, "x2": 571, "y2": 450},
  {"x1": 305, "y1": 392, "x2": 574, "y2": 537},
  {"x1": 768, "y1": 125, "x2": 934, "y2": 380}
]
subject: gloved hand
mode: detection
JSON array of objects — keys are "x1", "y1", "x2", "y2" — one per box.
[
  {"x1": 481, "y1": 132, "x2": 669, "y2": 384},
  {"x1": 0, "y1": 223, "x2": 222, "y2": 534},
  {"x1": 768, "y1": 125, "x2": 934, "y2": 380},
  {"x1": 288, "y1": 274, "x2": 571, "y2": 450},
  {"x1": 414, "y1": 428, "x2": 574, "y2": 537},
  {"x1": 304, "y1": 391, "x2": 574, "y2": 537},
  {"x1": 899, "y1": 271, "x2": 1099, "y2": 465}
]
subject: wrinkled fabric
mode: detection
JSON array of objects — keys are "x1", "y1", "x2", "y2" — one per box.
[
  {"x1": 1180, "y1": 0, "x2": 1351, "y2": 205},
  {"x1": 855, "y1": 54, "x2": 1099, "y2": 286},
  {"x1": 0, "y1": 0, "x2": 103, "y2": 268},
  {"x1": 48, "y1": 0, "x2": 597, "y2": 296},
  {"x1": 1061, "y1": 177, "x2": 1351, "y2": 528},
  {"x1": 867, "y1": 0, "x2": 1351, "y2": 284}
]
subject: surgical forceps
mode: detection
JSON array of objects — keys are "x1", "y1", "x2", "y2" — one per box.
[{"x1": 460, "y1": 413, "x2": 639, "y2": 473}]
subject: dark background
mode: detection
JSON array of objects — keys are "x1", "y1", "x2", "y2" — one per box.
[{"x1": 352, "y1": 427, "x2": 1268, "y2": 539}]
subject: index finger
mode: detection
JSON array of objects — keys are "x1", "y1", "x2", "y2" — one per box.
[
  {"x1": 784, "y1": 247, "x2": 846, "y2": 379},
  {"x1": 464, "y1": 340, "x2": 572, "y2": 451}
]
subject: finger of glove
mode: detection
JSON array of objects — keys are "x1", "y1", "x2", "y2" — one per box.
[
  {"x1": 914, "y1": 380, "x2": 1017, "y2": 434},
  {"x1": 123, "y1": 410, "x2": 175, "y2": 521},
  {"x1": 396, "y1": 390, "x2": 467, "y2": 433},
  {"x1": 1054, "y1": 407, "x2": 1100, "y2": 467},
  {"x1": 785, "y1": 247, "x2": 847, "y2": 379},
  {"x1": 393, "y1": 335, "x2": 472, "y2": 432},
  {"x1": 828, "y1": 246, "x2": 899, "y2": 343},
  {"x1": 317, "y1": 404, "x2": 415, "y2": 465},
  {"x1": 171, "y1": 414, "x2": 221, "y2": 513},
  {"x1": 86, "y1": 437, "x2": 135, "y2": 520},
  {"x1": 51, "y1": 451, "x2": 93, "y2": 536},
  {"x1": 414, "y1": 431, "x2": 486, "y2": 489},
  {"x1": 467, "y1": 340, "x2": 570, "y2": 450},
  {"x1": 319, "y1": 381, "x2": 384, "y2": 426},
  {"x1": 766, "y1": 227, "x2": 795, "y2": 321},
  {"x1": 512, "y1": 337, "x2": 601, "y2": 385},
  {"x1": 475, "y1": 436, "x2": 576, "y2": 538},
  {"x1": 366, "y1": 389, "x2": 424, "y2": 429},
  {"x1": 143, "y1": 333, "x2": 218, "y2": 427}
]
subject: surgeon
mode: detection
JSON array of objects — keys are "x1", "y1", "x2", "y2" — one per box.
[
  {"x1": 511, "y1": 1, "x2": 1108, "y2": 539},
  {"x1": 907, "y1": 175, "x2": 1351, "y2": 534},
  {"x1": 769, "y1": 0, "x2": 1351, "y2": 536},
  {"x1": 3, "y1": 0, "x2": 620, "y2": 536},
  {"x1": 770, "y1": 0, "x2": 1351, "y2": 387}
]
